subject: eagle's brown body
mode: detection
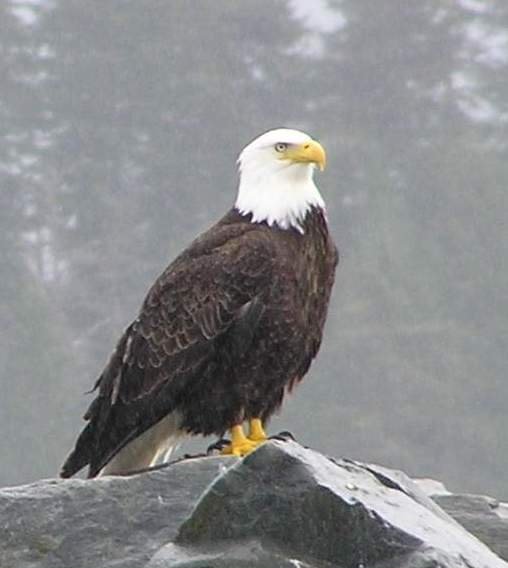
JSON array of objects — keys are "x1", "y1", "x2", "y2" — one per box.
[{"x1": 61, "y1": 206, "x2": 337, "y2": 478}]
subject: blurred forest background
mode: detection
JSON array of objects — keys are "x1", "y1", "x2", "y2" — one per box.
[{"x1": 1, "y1": 0, "x2": 507, "y2": 497}]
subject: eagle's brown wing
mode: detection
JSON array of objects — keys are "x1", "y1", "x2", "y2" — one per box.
[{"x1": 60, "y1": 230, "x2": 276, "y2": 478}]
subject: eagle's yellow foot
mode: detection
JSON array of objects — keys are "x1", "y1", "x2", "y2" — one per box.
[
  {"x1": 248, "y1": 418, "x2": 268, "y2": 443},
  {"x1": 221, "y1": 424, "x2": 261, "y2": 457}
]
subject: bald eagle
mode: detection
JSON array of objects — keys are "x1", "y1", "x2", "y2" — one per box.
[{"x1": 61, "y1": 128, "x2": 338, "y2": 478}]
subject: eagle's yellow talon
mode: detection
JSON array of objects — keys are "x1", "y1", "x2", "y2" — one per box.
[
  {"x1": 221, "y1": 423, "x2": 265, "y2": 457},
  {"x1": 248, "y1": 418, "x2": 267, "y2": 442},
  {"x1": 221, "y1": 439, "x2": 258, "y2": 457}
]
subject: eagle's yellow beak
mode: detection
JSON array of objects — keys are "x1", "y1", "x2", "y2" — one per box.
[{"x1": 283, "y1": 139, "x2": 326, "y2": 171}]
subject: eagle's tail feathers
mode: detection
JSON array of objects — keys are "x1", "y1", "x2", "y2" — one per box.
[{"x1": 60, "y1": 424, "x2": 94, "y2": 478}]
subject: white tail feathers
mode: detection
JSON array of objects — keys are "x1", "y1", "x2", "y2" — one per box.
[{"x1": 98, "y1": 412, "x2": 183, "y2": 476}]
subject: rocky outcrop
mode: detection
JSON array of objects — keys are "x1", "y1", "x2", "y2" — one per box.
[
  {"x1": 1, "y1": 440, "x2": 506, "y2": 568},
  {"x1": 432, "y1": 492, "x2": 508, "y2": 563}
]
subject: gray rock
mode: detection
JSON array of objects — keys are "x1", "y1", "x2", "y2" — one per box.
[
  {"x1": 173, "y1": 441, "x2": 506, "y2": 568},
  {"x1": 1, "y1": 441, "x2": 506, "y2": 568},
  {"x1": 148, "y1": 540, "x2": 322, "y2": 568},
  {"x1": 433, "y1": 494, "x2": 508, "y2": 562},
  {"x1": 0, "y1": 455, "x2": 237, "y2": 568}
]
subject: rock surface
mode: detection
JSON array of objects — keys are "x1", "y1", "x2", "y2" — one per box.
[
  {"x1": 0, "y1": 456, "x2": 233, "y2": 568},
  {"x1": 0, "y1": 440, "x2": 506, "y2": 568},
  {"x1": 432, "y1": 493, "x2": 508, "y2": 563}
]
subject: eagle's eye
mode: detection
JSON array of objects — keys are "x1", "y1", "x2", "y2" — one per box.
[{"x1": 274, "y1": 142, "x2": 288, "y2": 153}]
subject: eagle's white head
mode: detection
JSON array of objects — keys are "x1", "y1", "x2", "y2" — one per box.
[{"x1": 235, "y1": 128, "x2": 326, "y2": 232}]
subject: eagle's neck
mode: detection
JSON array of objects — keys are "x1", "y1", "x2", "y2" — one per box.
[{"x1": 234, "y1": 163, "x2": 325, "y2": 233}]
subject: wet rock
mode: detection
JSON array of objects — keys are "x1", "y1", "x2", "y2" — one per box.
[
  {"x1": 172, "y1": 441, "x2": 506, "y2": 568},
  {"x1": 0, "y1": 441, "x2": 506, "y2": 568},
  {"x1": 0, "y1": 455, "x2": 236, "y2": 568},
  {"x1": 433, "y1": 493, "x2": 508, "y2": 562}
]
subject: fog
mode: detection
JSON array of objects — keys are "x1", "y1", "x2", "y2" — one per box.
[{"x1": 1, "y1": 0, "x2": 507, "y2": 497}]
